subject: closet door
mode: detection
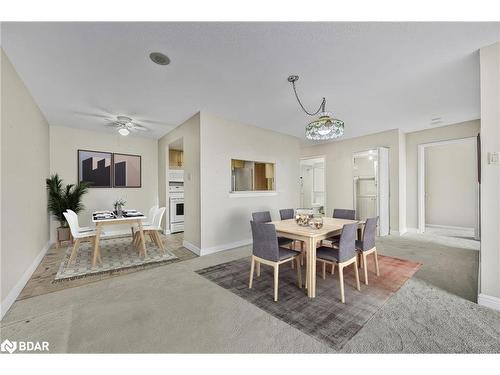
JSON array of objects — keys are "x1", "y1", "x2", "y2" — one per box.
[{"x1": 377, "y1": 147, "x2": 390, "y2": 236}]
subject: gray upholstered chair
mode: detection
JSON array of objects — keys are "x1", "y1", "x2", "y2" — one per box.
[
  {"x1": 356, "y1": 217, "x2": 379, "y2": 285},
  {"x1": 252, "y1": 211, "x2": 294, "y2": 249},
  {"x1": 252, "y1": 211, "x2": 272, "y2": 223},
  {"x1": 328, "y1": 208, "x2": 357, "y2": 244},
  {"x1": 316, "y1": 222, "x2": 361, "y2": 303},
  {"x1": 249, "y1": 221, "x2": 302, "y2": 301},
  {"x1": 279, "y1": 208, "x2": 295, "y2": 220},
  {"x1": 333, "y1": 208, "x2": 356, "y2": 220}
]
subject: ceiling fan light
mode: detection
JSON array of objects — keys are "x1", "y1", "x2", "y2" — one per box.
[{"x1": 118, "y1": 128, "x2": 130, "y2": 136}]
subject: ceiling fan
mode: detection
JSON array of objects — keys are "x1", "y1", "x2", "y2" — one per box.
[
  {"x1": 105, "y1": 116, "x2": 149, "y2": 136},
  {"x1": 75, "y1": 110, "x2": 156, "y2": 136}
]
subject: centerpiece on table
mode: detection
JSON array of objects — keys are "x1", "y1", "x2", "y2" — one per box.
[
  {"x1": 113, "y1": 198, "x2": 126, "y2": 217},
  {"x1": 295, "y1": 208, "x2": 314, "y2": 227}
]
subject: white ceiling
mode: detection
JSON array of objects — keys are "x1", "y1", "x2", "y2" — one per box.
[{"x1": 2, "y1": 22, "x2": 499, "y2": 142}]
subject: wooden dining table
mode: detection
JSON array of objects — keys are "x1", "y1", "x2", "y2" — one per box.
[
  {"x1": 272, "y1": 217, "x2": 363, "y2": 298},
  {"x1": 91, "y1": 212, "x2": 147, "y2": 267}
]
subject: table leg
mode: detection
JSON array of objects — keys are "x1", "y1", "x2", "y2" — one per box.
[
  {"x1": 92, "y1": 223, "x2": 102, "y2": 267},
  {"x1": 306, "y1": 237, "x2": 316, "y2": 298},
  {"x1": 137, "y1": 219, "x2": 147, "y2": 257}
]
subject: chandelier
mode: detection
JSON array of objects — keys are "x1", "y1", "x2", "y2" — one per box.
[{"x1": 288, "y1": 75, "x2": 344, "y2": 140}]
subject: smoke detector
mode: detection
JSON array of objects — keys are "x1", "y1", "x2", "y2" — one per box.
[{"x1": 149, "y1": 52, "x2": 170, "y2": 66}]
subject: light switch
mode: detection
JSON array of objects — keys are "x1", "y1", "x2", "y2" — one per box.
[{"x1": 488, "y1": 152, "x2": 500, "y2": 164}]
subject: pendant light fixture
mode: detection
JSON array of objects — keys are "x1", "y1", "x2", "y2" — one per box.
[{"x1": 288, "y1": 75, "x2": 344, "y2": 140}]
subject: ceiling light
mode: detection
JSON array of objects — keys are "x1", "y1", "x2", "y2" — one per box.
[
  {"x1": 149, "y1": 52, "x2": 170, "y2": 66},
  {"x1": 288, "y1": 75, "x2": 344, "y2": 141},
  {"x1": 118, "y1": 128, "x2": 130, "y2": 136}
]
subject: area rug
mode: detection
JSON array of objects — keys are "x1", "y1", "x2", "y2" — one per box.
[
  {"x1": 196, "y1": 254, "x2": 421, "y2": 350},
  {"x1": 55, "y1": 237, "x2": 178, "y2": 281}
]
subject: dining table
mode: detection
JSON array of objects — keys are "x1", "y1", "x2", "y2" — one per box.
[
  {"x1": 272, "y1": 217, "x2": 364, "y2": 298},
  {"x1": 91, "y1": 211, "x2": 147, "y2": 267}
]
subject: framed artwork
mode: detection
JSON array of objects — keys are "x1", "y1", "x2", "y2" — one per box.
[
  {"x1": 78, "y1": 149, "x2": 113, "y2": 188},
  {"x1": 113, "y1": 153, "x2": 141, "y2": 188}
]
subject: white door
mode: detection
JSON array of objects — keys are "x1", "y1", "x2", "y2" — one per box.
[{"x1": 377, "y1": 147, "x2": 390, "y2": 236}]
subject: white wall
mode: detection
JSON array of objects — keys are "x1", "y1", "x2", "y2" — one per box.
[
  {"x1": 200, "y1": 112, "x2": 301, "y2": 253},
  {"x1": 49, "y1": 126, "x2": 158, "y2": 239},
  {"x1": 1, "y1": 49, "x2": 50, "y2": 319},
  {"x1": 478, "y1": 42, "x2": 500, "y2": 309},
  {"x1": 158, "y1": 113, "x2": 201, "y2": 249},
  {"x1": 301, "y1": 129, "x2": 402, "y2": 233},
  {"x1": 405, "y1": 120, "x2": 480, "y2": 231},
  {"x1": 424, "y1": 140, "x2": 477, "y2": 228}
]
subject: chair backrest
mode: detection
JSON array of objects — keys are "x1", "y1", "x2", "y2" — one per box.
[
  {"x1": 63, "y1": 211, "x2": 80, "y2": 237},
  {"x1": 66, "y1": 209, "x2": 85, "y2": 231},
  {"x1": 252, "y1": 211, "x2": 272, "y2": 223},
  {"x1": 361, "y1": 217, "x2": 378, "y2": 251},
  {"x1": 338, "y1": 222, "x2": 358, "y2": 262},
  {"x1": 152, "y1": 207, "x2": 166, "y2": 229},
  {"x1": 148, "y1": 205, "x2": 159, "y2": 223},
  {"x1": 250, "y1": 220, "x2": 280, "y2": 262},
  {"x1": 279, "y1": 208, "x2": 294, "y2": 220},
  {"x1": 333, "y1": 208, "x2": 356, "y2": 220}
]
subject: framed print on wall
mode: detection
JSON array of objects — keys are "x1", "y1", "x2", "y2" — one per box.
[
  {"x1": 78, "y1": 149, "x2": 113, "y2": 188},
  {"x1": 113, "y1": 153, "x2": 141, "y2": 188}
]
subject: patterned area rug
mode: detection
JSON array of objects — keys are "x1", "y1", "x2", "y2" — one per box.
[
  {"x1": 55, "y1": 237, "x2": 178, "y2": 281},
  {"x1": 196, "y1": 254, "x2": 421, "y2": 350}
]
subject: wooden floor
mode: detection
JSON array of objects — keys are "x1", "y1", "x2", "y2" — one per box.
[{"x1": 17, "y1": 232, "x2": 196, "y2": 301}]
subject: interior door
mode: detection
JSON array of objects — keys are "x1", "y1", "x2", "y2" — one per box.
[{"x1": 377, "y1": 147, "x2": 390, "y2": 236}]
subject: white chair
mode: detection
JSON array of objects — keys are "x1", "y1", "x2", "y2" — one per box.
[
  {"x1": 66, "y1": 209, "x2": 94, "y2": 233},
  {"x1": 133, "y1": 207, "x2": 166, "y2": 252},
  {"x1": 63, "y1": 211, "x2": 100, "y2": 265},
  {"x1": 130, "y1": 205, "x2": 158, "y2": 239}
]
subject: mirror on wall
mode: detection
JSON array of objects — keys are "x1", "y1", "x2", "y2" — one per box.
[{"x1": 231, "y1": 159, "x2": 275, "y2": 192}]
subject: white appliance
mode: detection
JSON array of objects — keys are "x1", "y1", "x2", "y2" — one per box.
[
  {"x1": 169, "y1": 185, "x2": 184, "y2": 233},
  {"x1": 168, "y1": 169, "x2": 184, "y2": 182}
]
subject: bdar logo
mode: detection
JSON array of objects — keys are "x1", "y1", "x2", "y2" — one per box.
[{"x1": 1, "y1": 339, "x2": 17, "y2": 354}]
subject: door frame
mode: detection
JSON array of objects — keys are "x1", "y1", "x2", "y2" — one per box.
[
  {"x1": 299, "y1": 155, "x2": 326, "y2": 213},
  {"x1": 417, "y1": 136, "x2": 479, "y2": 236}
]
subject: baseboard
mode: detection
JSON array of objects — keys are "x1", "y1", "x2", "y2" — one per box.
[
  {"x1": 478, "y1": 294, "x2": 500, "y2": 311},
  {"x1": 0, "y1": 240, "x2": 52, "y2": 320},
  {"x1": 390, "y1": 230, "x2": 402, "y2": 236},
  {"x1": 163, "y1": 228, "x2": 171, "y2": 235},
  {"x1": 200, "y1": 238, "x2": 252, "y2": 256},
  {"x1": 426, "y1": 224, "x2": 475, "y2": 232},
  {"x1": 405, "y1": 227, "x2": 419, "y2": 234},
  {"x1": 182, "y1": 240, "x2": 201, "y2": 256}
]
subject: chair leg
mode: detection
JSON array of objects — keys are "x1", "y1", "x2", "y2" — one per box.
[
  {"x1": 256, "y1": 261, "x2": 261, "y2": 277},
  {"x1": 274, "y1": 264, "x2": 279, "y2": 302},
  {"x1": 331, "y1": 263, "x2": 335, "y2": 275},
  {"x1": 322, "y1": 261, "x2": 326, "y2": 280},
  {"x1": 296, "y1": 257, "x2": 302, "y2": 288},
  {"x1": 338, "y1": 264, "x2": 345, "y2": 303},
  {"x1": 155, "y1": 231, "x2": 166, "y2": 252},
  {"x1": 148, "y1": 231, "x2": 155, "y2": 245},
  {"x1": 354, "y1": 259, "x2": 361, "y2": 291},
  {"x1": 374, "y1": 248, "x2": 380, "y2": 276},
  {"x1": 130, "y1": 227, "x2": 135, "y2": 243},
  {"x1": 68, "y1": 239, "x2": 81, "y2": 265},
  {"x1": 363, "y1": 253, "x2": 369, "y2": 285},
  {"x1": 249, "y1": 257, "x2": 255, "y2": 288}
]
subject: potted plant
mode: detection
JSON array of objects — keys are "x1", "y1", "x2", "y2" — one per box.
[
  {"x1": 46, "y1": 174, "x2": 90, "y2": 247},
  {"x1": 114, "y1": 198, "x2": 126, "y2": 217}
]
